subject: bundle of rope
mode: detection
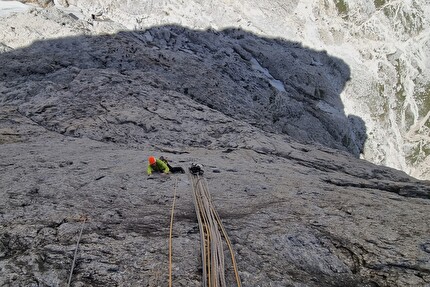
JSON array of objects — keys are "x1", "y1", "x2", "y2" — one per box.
[
  {"x1": 169, "y1": 178, "x2": 178, "y2": 287},
  {"x1": 189, "y1": 174, "x2": 241, "y2": 287}
]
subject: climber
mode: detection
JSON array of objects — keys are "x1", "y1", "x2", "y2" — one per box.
[
  {"x1": 159, "y1": 156, "x2": 185, "y2": 174},
  {"x1": 147, "y1": 156, "x2": 170, "y2": 176}
]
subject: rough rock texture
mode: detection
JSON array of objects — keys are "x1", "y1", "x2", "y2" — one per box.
[
  {"x1": 12, "y1": 0, "x2": 428, "y2": 179},
  {"x1": 1, "y1": 3, "x2": 430, "y2": 287},
  {"x1": 0, "y1": 10, "x2": 362, "y2": 156},
  {"x1": 1, "y1": 104, "x2": 430, "y2": 287}
]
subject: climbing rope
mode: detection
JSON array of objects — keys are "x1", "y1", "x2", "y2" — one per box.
[
  {"x1": 189, "y1": 174, "x2": 242, "y2": 287},
  {"x1": 207, "y1": 189, "x2": 241, "y2": 287},
  {"x1": 169, "y1": 178, "x2": 178, "y2": 287},
  {"x1": 191, "y1": 177, "x2": 209, "y2": 286},
  {"x1": 67, "y1": 215, "x2": 87, "y2": 287}
]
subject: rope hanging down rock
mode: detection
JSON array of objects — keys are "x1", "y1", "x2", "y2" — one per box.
[
  {"x1": 67, "y1": 215, "x2": 87, "y2": 287},
  {"x1": 189, "y1": 170, "x2": 241, "y2": 287},
  {"x1": 169, "y1": 178, "x2": 178, "y2": 287}
]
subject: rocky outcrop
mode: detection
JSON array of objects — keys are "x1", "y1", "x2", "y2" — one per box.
[
  {"x1": 0, "y1": 22, "x2": 362, "y2": 157},
  {"x1": 21, "y1": 0, "x2": 427, "y2": 180},
  {"x1": 3, "y1": 1, "x2": 430, "y2": 178},
  {"x1": 0, "y1": 3, "x2": 430, "y2": 287}
]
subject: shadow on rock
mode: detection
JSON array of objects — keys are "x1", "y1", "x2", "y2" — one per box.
[{"x1": 0, "y1": 25, "x2": 366, "y2": 156}]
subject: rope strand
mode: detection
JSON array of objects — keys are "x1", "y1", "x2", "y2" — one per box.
[
  {"x1": 189, "y1": 174, "x2": 241, "y2": 286},
  {"x1": 169, "y1": 178, "x2": 178, "y2": 287},
  {"x1": 67, "y1": 216, "x2": 87, "y2": 287}
]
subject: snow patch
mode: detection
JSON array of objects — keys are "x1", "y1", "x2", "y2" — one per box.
[{"x1": 250, "y1": 57, "x2": 286, "y2": 92}]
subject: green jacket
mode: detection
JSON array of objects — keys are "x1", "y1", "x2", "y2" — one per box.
[{"x1": 147, "y1": 159, "x2": 170, "y2": 175}]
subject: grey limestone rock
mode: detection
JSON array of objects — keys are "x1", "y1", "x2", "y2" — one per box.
[{"x1": 0, "y1": 4, "x2": 429, "y2": 287}]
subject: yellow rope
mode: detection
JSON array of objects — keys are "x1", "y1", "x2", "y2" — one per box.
[
  {"x1": 195, "y1": 176, "x2": 212, "y2": 286},
  {"x1": 211, "y1": 201, "x2": 242, "y2": 287},
  {"x1": 169, "y1": 178, "x2": 178, "y2": 287},
  {"x1": 190, "y1": 174, "x2": 241, "y2": 287},
  {"x1": 191, "y1": 176, "x2": 209, "y2": 287}
]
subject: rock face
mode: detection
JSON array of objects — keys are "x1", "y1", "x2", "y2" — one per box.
[
  {"x1": 15, "y1": 0, "x2": 428, "y2": 179},
  {"x1": 0, "y1": 25, "x2": 361, "y2": 155},
  {"x1": 1, "y1": 104, "x2": 430, "y2": 286},
  {"x1": 1, "y1": 2, "x2": 430, "y2": 287}
]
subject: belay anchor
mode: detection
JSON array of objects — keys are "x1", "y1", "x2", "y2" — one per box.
[{"x1": 189, "y1": 163, "x2": 204, "y2": 175}]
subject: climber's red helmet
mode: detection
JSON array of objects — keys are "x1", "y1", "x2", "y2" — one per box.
[{"x1": 148, "y1": 156, "x2": 156, "y2": 165}]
